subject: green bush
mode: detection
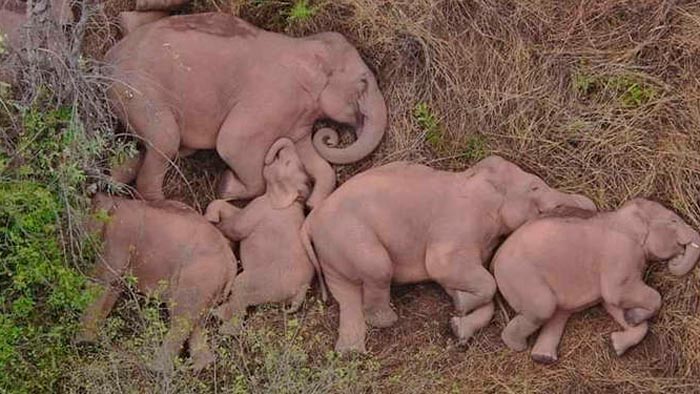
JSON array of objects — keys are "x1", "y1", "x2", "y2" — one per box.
[{"x1": 0, "y1": 107, "x2": 98, "y2": 393}]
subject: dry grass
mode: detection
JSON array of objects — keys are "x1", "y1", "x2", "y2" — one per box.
[{"x1": 67, "y1": 0, "x2": 700, "y2": 392}]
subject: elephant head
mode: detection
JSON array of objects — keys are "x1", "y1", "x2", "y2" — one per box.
[
  {"x1": 306, "y1": 32, "x2": 388, "y2": 165},
  {"x1": 263, "y1": 138, "x2": 311, "y2": 209},
  {"x1": 475, "y1": 156, "x2": 597, "y2": 231},
  {"x1": 622, "y1": 199, "x2": 700, "y2": 276}
]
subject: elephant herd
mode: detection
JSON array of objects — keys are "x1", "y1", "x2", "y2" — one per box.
[{"x1": 2, "y1": 2, "x2": 699, "y2": 374}]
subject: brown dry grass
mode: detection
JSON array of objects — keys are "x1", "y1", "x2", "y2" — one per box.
[{"x1": 71, "y1": 0, "x2": 700, "y2": 393}]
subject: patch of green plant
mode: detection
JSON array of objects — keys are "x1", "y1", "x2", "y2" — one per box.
[
  {"x1": 0, "y1": 31, "x2": 6, "y2": 55},
  {"x1": 573, "y1": 71, "x2": 595, "y2": 95},
  {"x1": 0, "y1": 106, "x2": 104, "y2": 393},
  {"x1": 0, "y1": 181, "x2": 94, "y2": 393},
  {"x1": 63, "y1": 304, "x2": 379, "y2": 393},
  {"x1": 460, "y1": 134, "x2": 487, "y2": 162},
  {"x1": 286, "y1": 0, "x2": 318, "y2": 25},
  {"x1": 572, "y1": 71, "x2": 657, "y2": 108},
  {"x1": 413, "y1": 102, "x2": 443, "y2": 149},
  {"x1": 607, "y1": 75, "x2": 656, "y2": 108}
]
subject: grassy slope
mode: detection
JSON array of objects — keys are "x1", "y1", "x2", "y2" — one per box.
[{"x1": 6, "y1": 0, "x2": 700, "y2": 392}]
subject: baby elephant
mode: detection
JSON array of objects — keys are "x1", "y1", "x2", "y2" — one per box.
[
  {"x1": 494, "y1": 199, "x2": 700, "y2": 363},
  {"x1": 75, "y1": 194, "x2": 238, "y2": 372},
  {"x1": 205, "y1": 138, "x2": 314, "y2": 334}
]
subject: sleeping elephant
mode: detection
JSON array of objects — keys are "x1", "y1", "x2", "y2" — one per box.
[
  {"x1": 75, "y1": 194, "x2": 239, "y2": 373},
  {"x1": 134, "y1": 0, "x2": 188, "y2": 12},
  {"x1": 494, "y1": 199, "x2": 700, "y2": 363},
  {"x1": 301, "y1": 156, "x2": 596, "y2": 352},
  {"x1": 105, "y1": 12, "x2": 387, "y2": 207},
  {"x1": 205, "y1": 138, "x2": 315, "y2": 334}
]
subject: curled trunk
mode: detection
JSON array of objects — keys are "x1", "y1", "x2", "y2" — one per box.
[{"x1": 313, "y1": 76, "x2": 387, "y2": 164}]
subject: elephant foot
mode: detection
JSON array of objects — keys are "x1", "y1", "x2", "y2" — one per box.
[
  {"x1": 623, "y1": 308, "x2": 648, "y2": 326},
  {"x1": 501, "y1": 331, "x2": 528, "y2": 352},
  {"x1": 531, "y1": 351, "x2": 558, "y2": 364},
  {"x1": 365, "y1": 306, "x2": 398, "y2": 328},
  {"x1": 191, "y1": 350, "x2": 216, "y2": 373},
  {"x1": 450, "y1": 316, "x2": 477, "y2": 345},
  {"x1": 611, "y1": 332, "x2": 632, "y2": 356},
  {"x1": 334, "y1": 336, "x2": 366, "y2": 354}
]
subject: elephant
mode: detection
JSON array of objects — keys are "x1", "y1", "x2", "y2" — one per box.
[
  {"x1": 204, "y1": 138, "x2": 315, "y2": 334},
  {"x1": 75, "y1": 193, "x2": 239, "y2": 373},
  {"x1": 134, "y1": 0, "x2": 188, "y2": 12},
  {"x1": 118, "y1": 10, "x2": 168, "y2": 36},
  {"x1": 493, "y1": 199, "x2": 700, "y2": 363},
  {"x1": 105, "y1": 12, "x2": 387, "y2": 207},
  {"x1": 0, "y1": 0, "x2": 72, "y2": 45},
  {"x1": 300, "y1": 155, "x2": 596, "y2": 352}
]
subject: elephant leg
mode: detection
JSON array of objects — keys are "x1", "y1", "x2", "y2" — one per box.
[
  {"x1": 150, "y1": 291, "x2": 204, "y2": 374},
  {"x1": 450, "y1": 301, "x2": 494, "y2": 345},
  {"x1": 134, "y1": 111, "x2": 181, "y2": 200},
  {"x1": 75, "y1": 242, "x2": 130, "y2": 344},
  {"x1": 530, "y1": 311, "x2": 571, "y2": 364},
  {"x1": 75, "y1": 286, "x2": 121, "y2": 344},
  {"x1": 326, "y1": 272, "x2": 367, "y2": 353},
  {"x1": 610, "y1": 281, "x2": 661, "y2": 326},
  {"x1": 426, "y1": 246, "x2": 496, "y2": 343},
  {"x1": 216, "y1": 132, "x2": 266, "y2": 200},
  {"x1": 356, "y1": 244, "x2": 397, "y2": 329},
  {"x1": 603, "y1": 302, "x2": 648, "y2": 356},
  {"x1": 284, "y1": 284, "x2": 309, "y2": 314},
  {"x1": 501, "y1": 287, "x2": 556, "y2": 352},
  {"x1": 110, "y1": 149, "x2": 144, "y2": 185},
  {"x1": 426, "y1": 247, "x2": 496, "y2": 315},
  {"x1": 189, "y1": 322, "x2": 215, "y2": 372},
  {"x1": 295, "y1": 135, "x2": 336, "y2": 209}
]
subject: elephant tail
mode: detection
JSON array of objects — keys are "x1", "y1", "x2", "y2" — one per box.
[
  {"x1": 301, "y1": 219, "x2": 328, "y2": 302},
  {"x1": 118, "y1": 11, "x2": 168, "y2": 36}
]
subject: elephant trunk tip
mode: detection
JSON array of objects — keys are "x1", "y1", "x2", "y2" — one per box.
[{"x1": 668, "y1": 237, "x2": 700, "y2": 277}]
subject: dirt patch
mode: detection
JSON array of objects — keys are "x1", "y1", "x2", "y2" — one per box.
[{"x1": 79, "y1": 0, "x2": 700, "y2": 393}]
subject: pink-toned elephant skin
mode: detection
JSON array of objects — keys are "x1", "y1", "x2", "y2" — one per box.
[
  {"x1": 0, "y1": 0, "x2": 72, "y2": 43},
  {"x1": 204, "y1": 138, "x2": 315, "y2": 334},
  {"x1": 0, "y1": 0, "x2": 73, "y2": 81},
  {"x1": 135, "y1": 0, "x2": 188, "y2": 12},
  {"x1": 301, "y1": 155, "x2": 596, "y2": 353},
  {"x1": 494, "y1": 199, "x2": 700, "y2": 364},
  {"x1": 75, "y1": 194, "x2": 238, "y2": 373},
  {"x1": 106, "y1": 12, "x2": 387, "y2": 208}
]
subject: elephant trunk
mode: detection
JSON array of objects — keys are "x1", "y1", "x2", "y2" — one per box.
[
  {"x1": 668, "y1": 231, "x2": 700, "y2": 277},
  {"x1": 313, "y1": 76, "x2": 387, "y2": 164}
]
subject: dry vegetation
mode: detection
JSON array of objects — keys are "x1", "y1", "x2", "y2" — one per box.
[{"x1": 5, "y1": 0, "x2": 700, "y2": 393}]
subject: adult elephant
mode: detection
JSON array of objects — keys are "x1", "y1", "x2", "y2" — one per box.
[{"x1": 106, "y1": 12, "x2": 387, "y2": 207}]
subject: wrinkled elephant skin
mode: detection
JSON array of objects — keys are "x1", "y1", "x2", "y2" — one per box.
[
  {"x1": 106, "y1": 13, "x2": 387, "y2": 206},
  {"x1": 301, "y1": 155, "x2": 596, "y2": 352},
  {"x1": 495, "y1": 198, "x2": 700, "y2": 362}
]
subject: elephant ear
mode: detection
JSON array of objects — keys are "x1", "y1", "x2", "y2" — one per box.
[
  {"x1": 617, "y1": 199, "x2": 650, "y2": 246},
  {"x1": 264, "y1": 139, "x2": 303, "y2": 209},
  {"x1": 499, "y1": 195, "x2": 536, "y2": 232}
]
